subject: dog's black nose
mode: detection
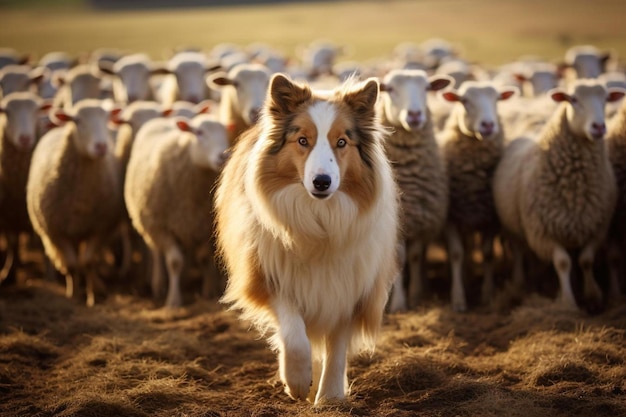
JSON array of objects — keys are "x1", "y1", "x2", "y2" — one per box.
[{"x1": 313, "y1": 174, "x2": 331, "y2": 191}]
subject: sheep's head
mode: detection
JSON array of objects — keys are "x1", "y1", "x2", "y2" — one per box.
[
  {"x1": 550, "y1": 80, "x2": 625, "y2": 141},
  {"x1": 52, "y1": 99, "x2": 119, "y2": 159},
  {"x1": 99, "y1": 54, "x2": 155, "y2": 103},
  {"x1": 0, "y1": 92, "x2": 50, "y2": 151},
  {"x1": 208, "y1": 63, "x2": 271, "y2": 126},
  {"x1": 176, "y1": 115, "x2": 230, "y2": 171},
  {"x1": 380, "y1": 69, "x2": 451, "y2": 132},
  {"x1": 0, "y1": 65, "x2": 45, "y2": 97},
  {"x1": 441, "y1": 81, "x2": 517, "y2": 141}
]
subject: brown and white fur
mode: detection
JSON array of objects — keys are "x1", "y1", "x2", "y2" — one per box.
[{"x1": 214, "y1": 74, "x2": 399, "y2": 405}]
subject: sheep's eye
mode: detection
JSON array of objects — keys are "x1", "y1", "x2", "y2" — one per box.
[
  {"x1": 569, "y1": 97, "x2": 578, "y2": 104},
  {"x1": 336, "y1": 138, "x2": 347, "y2": 148},
  {"x1": 298, "y1": 137, "x2": 308, "y2": 146}
]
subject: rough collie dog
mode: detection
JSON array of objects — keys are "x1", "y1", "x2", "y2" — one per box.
[
  {"x1": 214, "y1": 73, "x2": 399, "y2": 404},
  {"x1": 214, "y1": 74, "x2": 399, "y2": 403}
]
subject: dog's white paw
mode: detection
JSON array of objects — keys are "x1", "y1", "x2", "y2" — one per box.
[{"x1": 282, "y1": 345, "x2": 312, "y2": 401}]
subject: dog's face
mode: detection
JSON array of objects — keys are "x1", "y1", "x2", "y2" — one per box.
[{"x1": 257, "y1": 74, "x2": 380, "y2": 210}]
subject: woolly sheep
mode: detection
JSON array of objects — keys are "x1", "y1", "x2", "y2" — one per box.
[
  {"x1": 603, "y1": 94, "x2": 626, "y2": 300},
  {"x1": 37, "y1": 52, "x2": 76, "y2": 100},
  {"x1": 437, "y1": 80, "x2": 517, "y2": 312},
  {"x1": 0, "y1": 92, "x2": 51, "y2": 283},
  {"x1": 208, "y1": 63, "x2": 271, "y2": 144},
  {"x1": 98, "y1": 53, "x2": 164, "y2": 104},
  {"x1": 52, "y1": 64, "x2": 103, "y2": 108},
  {"x1": 493, "y1": 80, "x2": 625, "y2": 311},
  {"x1": 157, "y1": 51, "x2": 221, "y2": 107},
  {"x1": 124, "y1": 114, "x2": 229, "y2": 307},
  {"x1": 562, "y1": 45, "x2": 612, "y2": 80},
  {"x1": 26, "y1": 99, "x2": 123, "y2": 306},
  {"x1": 0, "y1": 64, "x2": 45, "y2": 98},
  {"x1": 0, "y1": 48, "x2": 29, "y2": 70},
  {"x1": 377, "y1": 69, "x2": 452, "y2": 312}
]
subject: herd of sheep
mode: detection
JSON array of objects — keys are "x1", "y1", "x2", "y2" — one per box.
[{"x1": 0, "y1": 39, "x2": 625, "y2": 314}]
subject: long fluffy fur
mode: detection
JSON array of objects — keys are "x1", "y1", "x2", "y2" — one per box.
[{"x1": 214, "y1": 75, "x2": 399, "y2": 355}]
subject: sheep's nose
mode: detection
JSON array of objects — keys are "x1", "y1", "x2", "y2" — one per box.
[
  {"x1": 313, "y1": 174, "x2": 331, "y2": 192},
  {"x1": 407, "y1": 110, "x2": 423, "y2": 127},
  {"x1": 95, "y1": 142, "x2": 108, "y2": 156},
  {"x1": 18, "y1": 134, "x2": 33, "y2": 149},
  {"x1": 591, "y1": 122, "x2": 606, "y2": 139},
  {"x1": 479, "y1": 120, "x2": 495, "y2": 136}
]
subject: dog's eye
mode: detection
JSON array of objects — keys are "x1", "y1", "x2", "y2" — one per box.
[
  {"x1": 298, "y1": 137, "x2": 308, "y2": 146},
  {"x1": 336, "y1": 138, "x2": 347, "y2": 148}
]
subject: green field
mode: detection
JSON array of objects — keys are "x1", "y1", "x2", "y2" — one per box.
[{"x1": 1, "y1": 0, "x2": 626, "y2": 68}]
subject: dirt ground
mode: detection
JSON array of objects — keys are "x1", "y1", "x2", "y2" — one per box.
[{"x1": 1, "y1": 241, "x2": 625, "y2": 417}]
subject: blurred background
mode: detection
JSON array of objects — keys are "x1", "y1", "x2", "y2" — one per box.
[{"x1": 1, "y1": 0, "x2": 625, "y2": 68}]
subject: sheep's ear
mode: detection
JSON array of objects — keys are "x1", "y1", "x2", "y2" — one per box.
[
  {"x1": 428, "y1": 75, "x2": 453, "y2": 91},
  {"x1": 549, "y1": 89, "x2": 571, "y2": 103},
  {"x1": 17, "y1": 54, "x2": 30, "y2": 65},
  {"x1": 499, "y1": 88, "x2": 518, "y2": 101},
  {"x1": 441, "y1": 91, "x2": 462, "y2": 102},
  {"x1": 39, "y1": 100, "x2": 53, "y2": 112},
  {"x1": 98, "y1": 60, "x2": 117, "y2": 76},
  {"x1": 208, "y1": 72, "x2": 236, "y2": 89},
  {"x1": 600, "y1": 52, "x2": 612, "y2": 66},
  {"x1": 513, "y1": 73, "x2": 528, "y2": 83},
  {"x1": 150, "y1": 62, "x2": 171, "y2": 76},
  {"x1": 109, "y1": 108, "x2": 126, "y2": 125},
  {"x1": 379, "y1": 82, "x2": 392, "y2": 93},
  {"x1": 52, "y1": 71, "x2": 67, "y2": 88},
  {"x1": 195, "y1": 99, "x2": 213, "y2": 115},
  {"x1": 607, "y1": 88, "x2": 626, "y2": 103},
  {"x1": 176, "y1": 118, "x2": 194, "y2": 133},
  {"x1": 204, "y1": 63, "x2": 222, "y2": 73},
  {"x1": 268, "y1": 73, "x2": 312, "y2": 115},
  {"x1": 162, "y1": 108, "x2": 174, "y2": 117},
  {"x1": 52, "y1": 108, "x2": 74, "y2": 123},
  {"x1": 29, "y1": 67, "x2": 47, "y2": 85}
]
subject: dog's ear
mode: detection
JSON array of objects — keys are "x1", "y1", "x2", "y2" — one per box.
[
  {"x1": 341, "y1": 78, "x2": 379, "y2": 119},
  {"x1": 267, "y1": 73, "x2": 312, "y2": 115}
]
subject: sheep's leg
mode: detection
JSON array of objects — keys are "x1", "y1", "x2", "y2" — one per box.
[
  {"x1": 118, "y1": 222, "x2": 133, "y2": 278},
  {"x1": 273, "y1": 300, "x2": 312, "y2": 401},
  {"x1": 579, "y1": 244, "x2": 603, "y2": 312},
  {"x1": 606, "y1": 241, "x2": 622, "y2": 301},
  {"x1": 149, "y1": 246, "x2": 165, "y2": 300},
  {"x1": 445, "y1": 225, "x2": 467, "y2": 312},
  {"x1": 510, "y1": 240, "x2": 525, "y2": 290},
  {"x1": 388, "y1": 242, "x2": 407, "y2": 313},
  {"x1": 552, "y1": 245, "x2": 577, "y2": 310},
  {"x1": 407, "y1": 239, "x2": 426, "y2": 309},
  {"x1": 163, "y1": 239, "x2": 184, "y2": 308},
  {"x1": 0, "y1": 232, "x2": 16, "y2": 284},
  {"x1": 82, "y1": 237, "x2": 106, "y2": 307},
  {"x1": 315, "y1": 323, "x2": 350, "y2": 404},
  {"x1": 481, "y1": 233, "x2": 495, "y2": 305},
  {"x1": 44, "y1": 237, "x2": 79, "y2": 299}
]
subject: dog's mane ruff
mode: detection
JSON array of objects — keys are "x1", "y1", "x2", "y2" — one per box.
[{"x1": 216, "y1": 74, "x2": 400, "y2": 354}]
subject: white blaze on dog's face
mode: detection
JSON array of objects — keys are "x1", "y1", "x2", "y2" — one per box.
[{"x1": 258, "y1": 74, "x2": 380, "y2": 208}]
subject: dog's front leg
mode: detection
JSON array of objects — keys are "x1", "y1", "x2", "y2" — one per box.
[
  {"x1": 274, "y1": 300, "x2": 312, "y2": 401},
  {"x1": 315, "y1": 323, "x2": 350, "y2": 404}
]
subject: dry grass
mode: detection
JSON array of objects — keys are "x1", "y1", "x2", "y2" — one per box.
[
  {"x1": 1, "y1": 0, "x2": 626, "y2": 67},
  {"x1": 1, "y1": 242, "x2": 625, "y2": 416}
]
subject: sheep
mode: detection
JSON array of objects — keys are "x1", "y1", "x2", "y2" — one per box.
[
  {"x1": 0, "y1": 48, "x2": 29, "y2": 70},
  {"x1": 207, "y1": 63, "x2": 271, "y2": 144},
  {"x1": 124, "y1": 113, "x2": 229, "y2": 307},
  {"x1": 604, "y1": 94, "x2": 626, "y2": 301},
  {"x1": 377, "y1": 69, "x2": 452, "y2": 312},
  {"x1": 98, "y1": 53, "x2": 164, "y2": 104},
  {"x1": 0, "y1": 92, "x2": 51, "y2": 284},
  {"x1": 37, "y1": 52, "x2": 77, "y2": 100},
  {"x1": 26, "y1": 99, "x2": 123, "y2": 307},
  {"x1": 561, "y1": 45, "x2": 612, "y2": 80},
  {"x1": 52, "y1": 64, "x2": 103, "y2": 109},
  {"x1": 493, "y1": 80, "x2": 625, "y2": 312},
  {"x1": 157, "y1": 51, "x2": 221, "y2": 107},
  {"x1": 298, "y1": 39, "x2": 345, "y2": 79},
  {"x1": 0, "y1": 64, "x2": 45, "y2": 98},
  {"x1": 437, "y1": 80, "x2": 517, "y2": 312}
]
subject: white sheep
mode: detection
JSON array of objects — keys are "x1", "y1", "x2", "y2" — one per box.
[
  {"x1": 0, "y1": 92, "x2": 51, "y2": 284},
  {"x1": 0, "y1": 48, "x2": 29, "y2": 70},
  {"x1": 562, "y1": 45, "x2": 612, "y2": 80},
  {"x1": 0, "y1": 64, "x2": 45, "y2": 98},
  {"x1": 98, "y1": 53, "x2": 164, "y2": 104},
  {"x1": 437, "y1": 80, "x2": 517, "y2": 312},
  {"x1": 52, "y1": 64, "x2": 103, "y2": 108},
  {"x1": 377, "y1": 69, "x2": 452, "y2": 312},
  {"x1": 207, "y1": 63, "x2": 271, "y2": 144},
  {"x1": 124, "y1": 113, "x2": 229, "y2": 307},
  {"x1": 37, "y1": 52, "x2": 76, "y2": 100},
  {"x1": 493, "y1": 80, "x2": 625, "y2": 312},
  {"x1": 157, "y1": 51, "x2": 221, "y2": 107},
  {"x1": 604, "y1": 93, "x2": 626, "y2": 301},
  {"x1": 26, "y1": 99, "x2": 123, "y2": 306}
]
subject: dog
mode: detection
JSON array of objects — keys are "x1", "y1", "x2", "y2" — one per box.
[{"x1": 214, "y1": 73, "x2": 399, "y2": 405}]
